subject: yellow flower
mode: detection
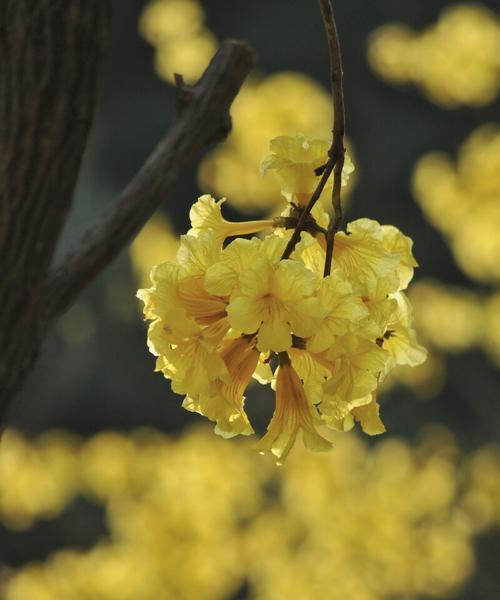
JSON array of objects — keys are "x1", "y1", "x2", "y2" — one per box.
[
  {"x1": 198, "y1": 72, "x2": 338, "y2": 213},
  {"x1": 358, "y1": 274, "x2": 400, "y2": 339},
  {"x1": 333, "y1": 219, "x2": 400, "y2": 292},
  {"x1": 380, "y1": 292, "x2": 428, "y2": 374},
  {"x1": 183, "y1": 335, "x2": 258, "y2": 438},
  {"x1": 381, "y1": 225, "x2": 418, "y2": 290},
  {"x1": 288, "y1": 347, "x2": 332, "y2": 406},
  {"x1": 328, "y1": 392, "x2": 386, "y2": 435},
  {"x1": 205, "y1": 235, "x2": 285, "y2": 297},
  {"x1": 255, "y1": 354, "x2": 331, "y2": 464},
  {"x1": 176, "y1": 231, "x2": 221, "y2": 278},
  {"x1": 137, "y1": 262, "x2": 180, "y2": 321},
  {"x1": 307, "y1": 274, "x2": 369, "y2": 353},
  {"x1": 261, "y1": 133, "x2": 354, "y2": 206},
  {"x1": 188, "y1": 194, "x2": 274, "y2": 244},
  {"x1": 322, "y1": 335, "x2": 389, "y2": 409},
  {"x1": 227, "y1": 257, "x2": 319, "y2": 352},
  {"x1": 147, "y1": 311, "x2": 227, "y2": 396},
  {"x1": 351, "y1": 393, "x2": 386, "y2": 435},
  {"x1": 177, "y1": 275, "x2": 228, "y2": 326}
]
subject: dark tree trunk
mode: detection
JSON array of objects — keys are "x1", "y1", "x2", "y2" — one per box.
[
  {"x1": 0, "y1": 1, "x2": 111, "y2": 417},
  {"x1": 0, "y1": 0, "x2": 254, "y2": 423}
]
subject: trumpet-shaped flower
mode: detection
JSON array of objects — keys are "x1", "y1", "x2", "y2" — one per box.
[
  {"x1": 147, "y1": 311, "x2": 228, "y2": 397},
  {"x1": 188, "y1": 195, "x2": 274, "y2": 244},
  {"x1": 183, "y1": 335, "x2": 258, "y2": 438},
  {"x1": 255, "y1": 355, "x2": 331, "y2": 464}
]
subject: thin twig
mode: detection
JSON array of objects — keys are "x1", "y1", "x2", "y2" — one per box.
[
  {"x1": 45, "y1": 39, "x2": 255, "y2": 320},
  {"x1": 281, "y1": 161, "x2": 335, "y2": 259},
  {"x1": 281, "y1": 0, "x2": 346, "y2": 264},
  {"x1": 320, "y1": 0, "x2": 346, "y2": 277}
]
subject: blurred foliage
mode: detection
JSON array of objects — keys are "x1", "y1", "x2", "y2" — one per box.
[
  {"x1": 368, "y1": 3, "x2": 500, "y2": 108},
  {"x1": 1, "y1": 426, "x2": 499, "y2": 599}
]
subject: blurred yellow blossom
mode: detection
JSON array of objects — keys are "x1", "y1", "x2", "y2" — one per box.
[
  {"x1": 482, "y1": 292, "x2": 500, "y2": 368},
  {"x1": 140, "y1": 0, "x2": 217, "y2": 84},
  {"x1": 129, "y1": 213, "x2": 179, "y2": 288},
  {"x1": 409, "y1": 280, "x2": 484, "y2": 352},
  {"x1": 2, "y1": 427, "x2": 495, "y2": 599},
  {"x1": 413, "y1": 125, "x2": 500, "y2": 284},
  {"x1": 368, "y1": 3, "x2": 500, "y2": 108},
  {"x1": 0, "y1": 431, "x2": 80, "y2": 530}
]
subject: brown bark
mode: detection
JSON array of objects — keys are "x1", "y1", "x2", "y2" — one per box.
[
  {"x1": 0, "y1": 1, "x2": 254, "y2": 420},
  {"x1": 0, "y1": 0, "x2": 111, "y2": 418}
]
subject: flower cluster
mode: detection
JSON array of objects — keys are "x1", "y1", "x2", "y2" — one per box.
[
  {"x1": 367, "y1": 3, "x2": 500, "y2": 108},
  {"x1": 138, "y1": 135, "x2": 426, "y2": 462}
]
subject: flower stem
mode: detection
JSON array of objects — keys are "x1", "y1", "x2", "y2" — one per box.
[
  {"x1": 229, "y1": 219, "x2": 275, "y2": 237},
  {"x1": 320, "y1": 0, "x2": 346, "y2": 277}
]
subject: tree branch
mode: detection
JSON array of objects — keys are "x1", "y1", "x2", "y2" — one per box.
[
  {"x1": 320, "y1": 0, "x2": 346, "y2": 277},
  {"x1": 0, "y1": 0, "x2": 111, "y2": 413},
  {"x1": 45, "y1": 39, "x2": 255, "y2": 320}
]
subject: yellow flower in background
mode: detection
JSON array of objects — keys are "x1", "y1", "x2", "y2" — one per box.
[
  {"x1": 136, "y1": 139, "x2": 425, "y2": 461},
  {"x1": 3, "y1": 426, "x2": 499, "y2": 599},
  {"x1": 140, "y1": 0, "x2": 216, "y2": 84},
  {"x1": 0, "y1": 431, "x2": 80, "y2": 530},
  {"x1": 368, "y1": 3, "x2": 500, "y2": 108},
  {"x1": 413, "y1": 124, "x2": 500, "y2": 284},
  {"x1": 409, "y1": 280, "x2": 484, "y2": 353},
  {"x1": 483, "y1": 292, "x2": 500, "y2": 368},
  {"x1": 129, "y1": 213, "x2": 179, "y2": 289},
  {"x1": 260, "y1": 133, "x2": 354, "y2": 206}
]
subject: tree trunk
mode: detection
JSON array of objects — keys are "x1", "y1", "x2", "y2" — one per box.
[{"x1": 0, "y1": 1, "x2": 111, "y2": 417}]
